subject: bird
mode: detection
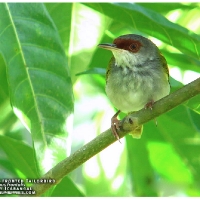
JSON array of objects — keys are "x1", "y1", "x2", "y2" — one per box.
[{"x1": 98, "y1": 34, "x2": 170, "y2": 141}]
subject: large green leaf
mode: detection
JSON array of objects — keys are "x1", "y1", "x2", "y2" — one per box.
[
  {"x1": 146, "y1": 106, "x2": 200, "y2": 186},
  {"x1": 137, "y1": 3, "x2": 198, "y2": 14},
  {"x1": 187, "y1": 107, "x2": 200, "y2": 133},
  {"x1": 126, "y1": 136, "x2": 158, "y2": 196},
  {"x1": 51, "y1": 176, "x2": 84, "y2": 197},
  {"x1": 55, "y1": 3, "x2": 111, "y2": 83},
  {"x1": 0, "y1": 135, "x2": 39, "y2": 178},
  {"x1": 0, "y1": 54, "x2": 9, "y2": 104},
  {"x1": 184, "y1": 95, "x2": 200, "y2": 114},
  {"x1": 0, "y1": 3, "x2": 74, "y2": 174},
  {"x1": 84, "y1": 3, "x2": 200, "y2": 60},
  {"x1": 0, "y1": 158, "x2": 18, "y2": 178},
  {"x1": 162, "y1": 50, "x2": 200, "y2": 73},
  {"x1": 45, "y1": 3, "x2": 72, "y2": 54},
  {"x1": 147, "y1": 142, "x2": 193, "y2": 184}
]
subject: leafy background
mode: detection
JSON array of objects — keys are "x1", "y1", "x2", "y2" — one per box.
[{"x1": 0, "y1": 2, "x2": 200, "y2": 197}]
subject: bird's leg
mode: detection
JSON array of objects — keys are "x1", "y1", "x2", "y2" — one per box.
[
  {"x1": 145, "y1": 100, "x2": 157, "y2": 126},
  {"x1": 111, "y1": 110, "x2": 121, "y2": 142},
  {"x1": 145, "y1": 100, "x2": 154, "y2": 110}
]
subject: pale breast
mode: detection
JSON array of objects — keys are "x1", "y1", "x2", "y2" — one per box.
[{"x1": 106, "y1": 65, "x2": 170, "y2": 113}]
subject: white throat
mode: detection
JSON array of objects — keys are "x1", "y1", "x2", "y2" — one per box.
[{"x1": 112, "y1": 49, "x2": 140, "y2": 69}]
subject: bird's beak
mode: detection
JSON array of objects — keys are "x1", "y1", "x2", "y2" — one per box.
[{"x1": 98, "y1": 43, "x2": 118, "y2": 51}]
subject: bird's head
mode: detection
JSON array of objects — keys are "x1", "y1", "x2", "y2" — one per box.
[{"x1": 98, "y1": 34, "x2": 160, "y2": 70}]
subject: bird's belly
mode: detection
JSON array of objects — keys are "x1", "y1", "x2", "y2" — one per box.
[
  {"x1": 106, "y1": 85, "x2": 149, "y2": 112},
  {"x1": 106, "y1": 70, "x2": 170, "y2": 113}
]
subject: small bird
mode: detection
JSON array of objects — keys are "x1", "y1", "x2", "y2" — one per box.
[{"x1": 98, "y1": 34, "x2": 170, "y2": 140}]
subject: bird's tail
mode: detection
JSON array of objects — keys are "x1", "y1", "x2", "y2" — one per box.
[{"x1": 129, "y1": 125, "x2": 143, "y2": 139}]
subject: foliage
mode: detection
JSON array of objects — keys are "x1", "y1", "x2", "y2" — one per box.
[{"x1": 0, "y1": 2, "x2": 200, "y2": 197}]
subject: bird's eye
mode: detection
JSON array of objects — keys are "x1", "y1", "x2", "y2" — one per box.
[{"x1": 129, "y1": 42, "x2": 140, "y2": 52}]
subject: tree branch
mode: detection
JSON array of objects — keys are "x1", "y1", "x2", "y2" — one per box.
[{"x1": 29, "y1": 77, "x2": 200, "y2": 196}]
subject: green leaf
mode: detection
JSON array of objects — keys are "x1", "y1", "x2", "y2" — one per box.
[
  {"x1": 51, "y1": 176, "x2": 84, "y2": 197},
  {"x1": 187, "y1": 107, "x2": 200, "y2": 132},
  {"x1": 146, "y1": 105, "x2": 200, "y2": 185},
  {"x1": 0, "y1": 54, "x2": 9, "y2": 104},
  {"x1": 0, "y1": 158, "x2": 18, "y2": 178},
  {"x1": 0, "y1": 3, "x2": 74, "y2": 174},
  {"x1": 84, "y1": 3, "x2": 200, "y2": 60},
  {"x1": 126, "y1": 136, "x2": 158, "y2": 196},
  {"x1": 76, "y1": 68, "x2": 106, "y2": 76},
  {"x1": 45, "y1": 3, "x2": 72, "y2": 53},
  {"x1": 137, "y1": 3, "x2": 197, "y2": 14},
  {"x1": 0, "y1": 135, "x2": 39, "y2": 178},
  {"x1": 147, "y1": 142, "x2": 193, "y2": 184},
  {"x1": 0, "y1": 101, "x2": 17, "y2": 134},
  {"x1": 162, "y1": 49, "x2": 200, "y2": 73},
  {"x1": 184, "y1": 95, "x2": 200, "y2": 114}
]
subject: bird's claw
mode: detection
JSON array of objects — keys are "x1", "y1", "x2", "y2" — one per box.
[
  {"x1": 145, "y1": 100, "x2": 158, "y2": 126},
  {"x1": 111, "y1": 110, "x2": 121, "y2": 143},
  {"x1": 145, "y1": 100, "x2": 154, "y2": 110}
]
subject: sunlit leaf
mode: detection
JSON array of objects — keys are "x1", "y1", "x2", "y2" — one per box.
[
  {"x1": 187, "y1": 107, "x2": 200, "y2": 131},
  {"x1": 45, "y1": 3, "x2": 72, "y2": 53},
  {"x1": 84, "y1": 3, "x2": 200, "y2": 60},
  {"x1": 137, "y1": 3, "x2": 197, "y2": 14},
  {"x1": 76, "y1": 68, "x2": 106, "y2": 76},
  {"x1": 184, "y1": 95, "x2": 200, "y2": 114},
  {"x1": 126, "y1": 136, "x2": 158, "y2": 196},
  {"x1": 0, "y1": 158, "x2": 18, "y2": 178},
  {"x1": 147, "y1": 142, "x2": 193, "y2": 184},
  {"x1": 163, "y1": 50, "x2": 200, "y2": 73},
  {"x1": 0, "y1": 135, "x2": 38, "y2": 178},
  {"x1": 51, "y1": 176, "x2": 84, "y2": 197},
  {"x1": 146, "y1": 106, "x2": 200, "y2": 185},
  {"x1": 0, "y1": 55, "x2": 9, "y2": 104},
  {"x1": 0, "y1": 3, "x2": 74, "y2": 174}
]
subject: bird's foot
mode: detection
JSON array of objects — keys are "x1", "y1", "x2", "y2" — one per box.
[
  {"x1": 145, "y1": 100, "x2": 157, "y2": 126},
  {"x1": 145, "y1": 100, "x2": 154, "y2": 110},
  {"x1": 111, "y1": 110, "x2": 121, "y2": 143}
]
